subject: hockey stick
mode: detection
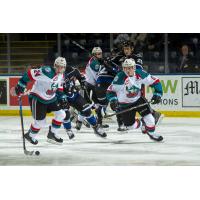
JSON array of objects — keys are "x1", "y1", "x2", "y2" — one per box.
[
  {"x1": 71, "y1": 39, "x2": 120, "y2": 68},
  {"x1": 18, "y1": 96, "x2": 35, "y2": 155},
  {"x1": 71, "y1": 40, "x2": 90, "y2": 53},
  {"x1": 104, "y1": 102, "x2": 151, "y2": 118}
]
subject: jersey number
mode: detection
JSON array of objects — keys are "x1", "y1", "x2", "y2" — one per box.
[{"x1": 34, "y1": 70, "x2": 41, "y2": 77}]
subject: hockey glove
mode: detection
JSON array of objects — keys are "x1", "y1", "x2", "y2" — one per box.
[
  {"x1": 15, "y1": 82, "x2": 26, "y2": 96},
  {"x1": 110, "y1": 100, "x2": 119, "y2": 111},
  {"x1": 58, "y1": 94, "x2": 70, "y2": 109},
  {"x1": 151, "y1": 94, "x2": 161, "y2": 104}
]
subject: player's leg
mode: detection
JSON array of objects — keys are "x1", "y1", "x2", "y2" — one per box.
[
  {"x1": 95, "y1": 82, "x2": 109, "y2": 128},
  {"x1": 116, "y1": 113, "x2": 128, "y2": 132},
  {"x1": 24, "y1": 97, "x2": 47, "y2": 145},
  {"x1": 46, "y1": 102, "x2": 66, "y2": 144},
  {"x1": 137, "y1": 97, "x2": 163, "y2": 141},
  {"x1": 120, "y1": 107, "x2": 140, "y2": 130},
  {"x1": 71, "y1": 94, "x2": 107, "y2": 138},
  {"x1": 83, "y1": 82, "x2": 93, "y2": 104},
  {"x1": 63, "y1": 109, "x2": 75, "y2": 139}
]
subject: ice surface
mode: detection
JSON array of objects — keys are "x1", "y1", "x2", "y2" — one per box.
[{"x1": 0, "y1": 116, "x2": 200, "y2": 166}]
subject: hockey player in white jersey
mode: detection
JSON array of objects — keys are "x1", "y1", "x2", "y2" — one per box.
[
  {"x1": 107, "y1": 59, "x2": 163, "y2": 141},
  {"x1": 83, "y1": 47, "x2": 109, "y2": 128},
  {"x1": 15, "y1": 57, "x2": 68, "y2": 145}
]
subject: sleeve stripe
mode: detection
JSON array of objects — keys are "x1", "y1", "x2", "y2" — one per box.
[
  {"x1": 150, "y1": 79, "x2": 160, "y2": 86},
  {"x1": 58, "y1": 88, "x2": 63, "y2": 91},
  {"x1": 27, "y1": 69, "x2": 34, "y2": 81}
]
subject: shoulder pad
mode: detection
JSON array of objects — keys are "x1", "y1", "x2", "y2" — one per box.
[
  {"x1": 41, "y1": 66, "x2": 55, "y2": 78},
  {"x1": 113, "y1": 71, "x2": 127, "y2": 85}
]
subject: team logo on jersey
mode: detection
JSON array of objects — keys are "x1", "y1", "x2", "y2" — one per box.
[
  {"x1": 46, "y1": 83, "x2": 58, "y2": 95},
  {"x1": 114, "y1": 76, "x2": 119, "y2": 82},
  {"x1": 95, "y1": 64, "x2": 100, "y2": 70},
  {"x1": 125, "y1": 78, "x2": 140, "y2": 98},
  {"x1": 125, "y1": 85, "x2": 139, "y2": 98},
  {"x1": 45, "y1": 67, "x2": 51, "y2": 73}
]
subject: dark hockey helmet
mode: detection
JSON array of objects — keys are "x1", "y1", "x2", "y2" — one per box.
[{"x1": 121, "y1": 41, "x2": 134, "y2": 48}]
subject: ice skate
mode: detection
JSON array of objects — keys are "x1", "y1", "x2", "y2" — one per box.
[
  {"x1": 146, "y1": 131, "x2": 163, "y2": 142},
  {"x1": 24, "y1": 130, "x2": 38, "y2": 145},
  {"x1": 66, "y1": 129, "x2": 75, "y2": 139},
  {"x1": 75, "y1": 120, "x2": 82, "y2": 130},
  {"x1": 117, "y1": 125, "x2": 128, "y2": 132},
  {"x1": 93, "y1": 125, "x2": 107, "y2": 138},
  {"x1": 47, "y1": 126, "x2": 63, "y2": 144}
]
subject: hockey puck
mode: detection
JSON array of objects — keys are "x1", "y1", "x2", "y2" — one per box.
[{"x1": 35, "y1": 151, "x2": 40, "y2": 156}]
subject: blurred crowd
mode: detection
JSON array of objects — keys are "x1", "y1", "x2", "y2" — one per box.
[{"x1": 45, "y1": 33, "x2": 200, "y2": 74}]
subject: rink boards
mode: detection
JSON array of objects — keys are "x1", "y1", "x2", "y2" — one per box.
[{"x1": 0, "y1": 75, "x2": 200, "y2": 117}]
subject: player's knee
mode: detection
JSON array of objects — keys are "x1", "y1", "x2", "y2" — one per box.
[
  {"x1": 54, "y1": 110, "x2": 66, "y2": 121},
  {"x1": 80, "y1": 105, "x2": 92, "y2": 117},
  {"x1": 34, "y1": 119, "x2": 46, "y2": 128},
  {"x1": 81, "y1": 109, "x2": 91, "y2": 117}
]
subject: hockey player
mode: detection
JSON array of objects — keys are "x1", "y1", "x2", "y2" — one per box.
[
  {"x1": 62, "y1": 64, "x2": 107, "y2": 139},
  {"x1": 110, "y1": 41, "x2": 163, "y2": 125},
  {"x1": 84, "y1": 47, "x2": 102, "y2": 104},
  {"x1": 84, "y1": 47, "x2": 109, "y2": 128},
  {"x1": 15, "y1": 57, "x2": 67, "y2": 145},
  {"x1": 95, "y1": 53, "x2": 122, "y2": 130},
  {"x1": 107, "y1": 59, "x2": 163, "y2": 142},
  {"x1": 111, "y1": 41, "x2": 143, "y2": 67}
]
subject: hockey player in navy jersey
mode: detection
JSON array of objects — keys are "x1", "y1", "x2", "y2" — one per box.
[
  {"x1": 61, "y1": 63, "x2": 107, "y2": 139},
  {"x1": 15, "y1": 57, "x2": 68, "y2": 145}
]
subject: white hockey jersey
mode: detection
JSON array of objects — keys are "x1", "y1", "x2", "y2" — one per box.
[
  {"x1": 85, "y1": 57, "x2": 102, "y2": 86},
  {"x1": 20, "y1": 66, "x2": 64, "y2": 103},
  {"x1": 107, "y1": 69, "x2": 163, "y2": 105}
]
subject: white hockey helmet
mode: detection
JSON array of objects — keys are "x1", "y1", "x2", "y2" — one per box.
[
  {"x1": 92, "y1": 47, "x2": 102, "y2": 55},
  {"x1": 122, "y1": 58, "x2": 136, "y2": 68},
  {"x1": 54, "y1": 57, "x2": 67, "y2": 68}
]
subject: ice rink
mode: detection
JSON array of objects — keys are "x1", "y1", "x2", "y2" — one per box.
[{"x1": 0, "y1": 116, "x2": 200, "y2": 166}]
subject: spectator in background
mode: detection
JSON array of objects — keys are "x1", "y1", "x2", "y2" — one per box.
[
  {"x1": 114, "y1": 33, "x2": 130, "y2": 49},
  {"x1": 146, "y1": 34, "x2": 164, "y2": 52},
  {"x1": 132, "y1": 33, "x2": 148, "y2": 53},
  {"x1": 176, "y1": 45, "x2": 197, "y2": 73}
]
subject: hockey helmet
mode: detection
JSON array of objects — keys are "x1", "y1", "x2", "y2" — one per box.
[
  {"x1": 122, "y1": 40, "x2": 134, "y2": 48},
  {"x1": 122, "y1": 58, "x2": 136, "y2": 68},
  {"x1": 92, "y1": 47, "x2": 102, "y2": 55},
  {"x1": 54, "y1": 57, "x2": 67, "y2": 73}
]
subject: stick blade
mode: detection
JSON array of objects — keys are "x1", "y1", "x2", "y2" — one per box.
[{"x1": 24, "y1": 150, "x2": 34, "y2": 155}]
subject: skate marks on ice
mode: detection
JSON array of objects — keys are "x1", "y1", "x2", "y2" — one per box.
[{"x1": 0, "y1": 116, "x2": 200, "y2": 165}]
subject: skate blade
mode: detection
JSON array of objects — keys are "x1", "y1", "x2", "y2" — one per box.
[
  {"x1": 68, "y1": 135, "x2": 75, "y2": 140},
  {"x1": 47, "y1": 138, "x2": 63, "y2": 145},
  {"x1": 94, "y1": 133, "x2": 107, "y2": 139},
  {"x1": 147, "y1": 134, "x2": 164, "y2": 142}
]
